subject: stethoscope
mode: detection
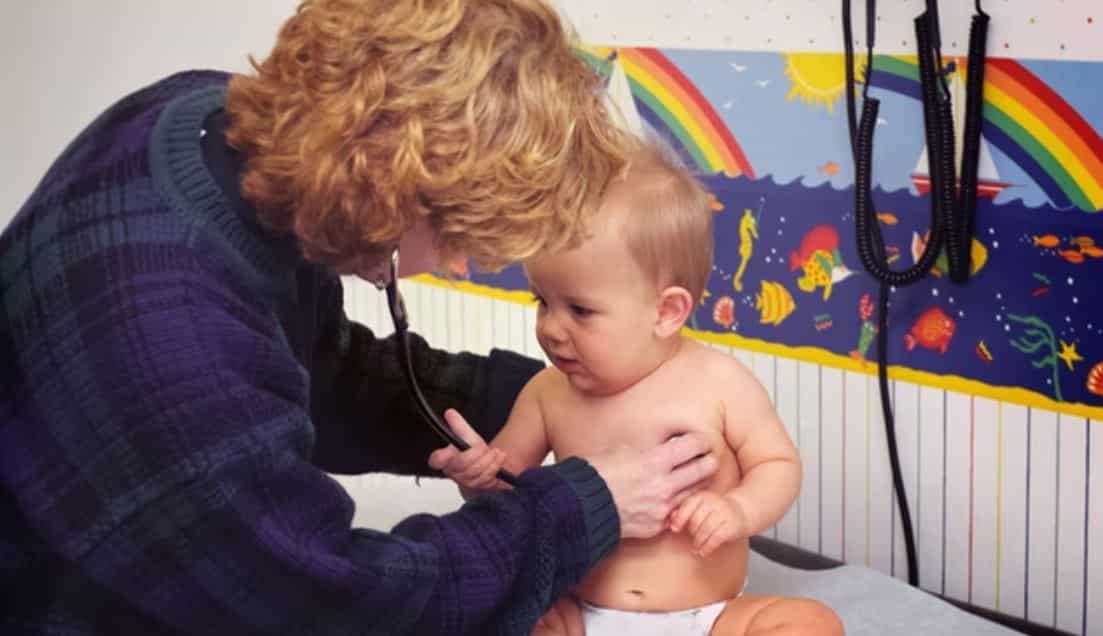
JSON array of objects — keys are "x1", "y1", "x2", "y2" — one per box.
[{"x1": 375, "y1": 248, "x2": 519, "y2": 486}]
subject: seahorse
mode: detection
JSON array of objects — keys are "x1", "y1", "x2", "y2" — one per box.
[{"x1": 732, "y1": 208, "x2": 758, "y2": 292}]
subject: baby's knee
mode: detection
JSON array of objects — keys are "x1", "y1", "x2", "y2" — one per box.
[{"x1": 789, "y1": 598, "x2": 843, "y2": 635}]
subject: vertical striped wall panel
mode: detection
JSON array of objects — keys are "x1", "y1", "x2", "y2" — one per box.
[{"x1": 337, "y1": 278, "x2": 1099, "y2": 634}]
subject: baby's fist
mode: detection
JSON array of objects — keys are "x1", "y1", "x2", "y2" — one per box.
[
  {"x1": 669, "y1": 491, "x2": 748, "y2": 557},
  {"x1": 427, "y1": 409, "x2": 506, "y2": 491}
]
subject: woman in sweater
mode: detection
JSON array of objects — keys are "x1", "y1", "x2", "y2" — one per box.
[{"x1": 0, "y1": 1, "x2": 717, "y2": 634}]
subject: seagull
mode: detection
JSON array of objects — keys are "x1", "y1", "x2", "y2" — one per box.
[
  {"x1": 731, "y1": 63, "x2": 747, "y2": 72},
  {"x1": 756, "y1": 79, "x2": 770, "y2": 87}
]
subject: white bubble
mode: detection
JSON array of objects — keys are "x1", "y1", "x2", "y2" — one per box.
[
  {"x1": 993, "y1": 241, "x2": 1000, "y2": 248},
  {"x1": 996, "y1": 292, "x2": 1003, "y2": 300},
  {"x1": 780, "y1": 217, "x2": 786, "y2": 223},
  {"x1": 932, "y1": 288, "x2": 940, "y2": 296},
  {"x1": 771, "y1": 248, "x2": 777, "y2": 254},
  {"x1": 958, "y1": 310, "x2": 966, "y2": 317},
  {"x1": 1068, "y1": 277, "x2": 1075, "y2": 286},
  {"x1": 988, "y1": 227, "x2": 996, "y2": 235},
  {"x1": 1073, "y1": 297, "x2": 1079, "y2": 304},
  {"x1": 1004, "y1": 324, "x2": 1011, "y2": 332},
  {"x1": 949, "y1": 297, "x2": 955, "y2": 304},
  {"x1": 765, "y1": 257, "x2": 772, "y2": 263},
  {"x1": 996, "y1": 315, "x2": 1002, "y2": 321},
  {"x1": 1066, "y1": 316, "x2": 1072, "y2": 323}
]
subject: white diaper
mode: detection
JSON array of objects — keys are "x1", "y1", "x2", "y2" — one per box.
[{"x1": 579, "y1": 599, "x2": 728, "y2": 636}]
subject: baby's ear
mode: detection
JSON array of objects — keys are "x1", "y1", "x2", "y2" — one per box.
[{"x1": 654, "y1": 286, "x2": 694, "y2": 338}]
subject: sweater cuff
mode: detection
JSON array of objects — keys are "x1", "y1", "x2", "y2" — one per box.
[{"x1": 547, "y1": 457, "x2": 620, "y2": 567}]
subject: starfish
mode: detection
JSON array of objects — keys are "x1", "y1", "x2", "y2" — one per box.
[{"x1": 1057, "y1": 340, "x2": 1084, "y2": 371}]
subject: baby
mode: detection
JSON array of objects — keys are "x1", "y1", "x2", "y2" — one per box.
[{"x1": 431, "y1": 143, "x2": 843, "y2": 636}]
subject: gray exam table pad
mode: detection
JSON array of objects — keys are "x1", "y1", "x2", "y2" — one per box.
[{"x1": 744, "y1": 551, "x2": 1021, "y2": 635}]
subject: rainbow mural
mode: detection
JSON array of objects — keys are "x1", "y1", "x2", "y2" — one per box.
[
  {"x1": 577, "y1": 46, "x2": 755, "y2": 179},
  {"x1": 448, "y1": 47, "x2": 1103, "y2": 419},
  {"x1": 869, "y1": 55, "x2": 1103, "y2": 211}
]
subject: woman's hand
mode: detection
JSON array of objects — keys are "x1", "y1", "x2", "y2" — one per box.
[{"x1": 585, "y1": 433, "x2": 718, "y2": 540}]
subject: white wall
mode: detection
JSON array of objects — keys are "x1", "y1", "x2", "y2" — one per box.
[
  {"x1": 3, "y1": 2, "x2": 1101, "y2": 634},
  {"x1": 0, "y1": 1, "x2": 295, "y2": 220}
]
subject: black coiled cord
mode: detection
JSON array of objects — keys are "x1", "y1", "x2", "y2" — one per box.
[{"x1": 842, "y1": 0, "x2": 988, "y2": 587}]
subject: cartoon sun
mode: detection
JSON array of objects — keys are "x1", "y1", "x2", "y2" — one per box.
[{"x1": 782, "y1": 53, "x2": 861, "y2": 113}]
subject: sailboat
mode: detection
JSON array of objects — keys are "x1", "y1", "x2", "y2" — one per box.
[
  {"x1": 910, "y1": 64, "x2": 1008, "y2": 200},
  {"x1": 601, "y1": 50, "x2": 662, "y2": 143}
]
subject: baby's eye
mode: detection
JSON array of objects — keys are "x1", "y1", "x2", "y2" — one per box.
[
  {"x1": 530, "y1": 293, "x2": 546, "y2": 307},
  {"x1": 570, "y1": 304, "x2": 593, "y2": 317}
]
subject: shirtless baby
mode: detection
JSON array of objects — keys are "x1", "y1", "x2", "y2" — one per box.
[{"x1": 430, "y1": 142, "x2": 844, "y2": 636}]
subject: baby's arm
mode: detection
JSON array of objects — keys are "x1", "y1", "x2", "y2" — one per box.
[
  {"x1": 718, "y1": 357, "x2": 801, "y2": 534},
  {"x1": 668, "y1": 355, "x2": 800, "y2": 555}
]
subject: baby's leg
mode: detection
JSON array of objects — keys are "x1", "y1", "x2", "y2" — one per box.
[
  {"x1": 530, "y1": 596, "x2": 585, "y2": 636},
  {"x1": 710, "y1": 595, "x2": 843, "y2": 635}
]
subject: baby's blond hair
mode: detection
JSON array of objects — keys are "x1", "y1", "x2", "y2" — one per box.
[{"x1": 603, "y1": 138, "x2": 715, "y2": 304}]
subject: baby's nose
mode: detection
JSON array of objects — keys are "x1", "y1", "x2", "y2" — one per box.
[{"x1": 537, "y1": 316, "x2": 567, "y2": 343}]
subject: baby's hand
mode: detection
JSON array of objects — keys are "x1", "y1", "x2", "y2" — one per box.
[
  {"x1": 668, "y1": 491, "x2": 749, "y2": 557},
  {"x1": 428, "y1": 409, "x2": 508, "y2": 492}
]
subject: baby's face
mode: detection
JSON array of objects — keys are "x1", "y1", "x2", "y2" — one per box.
[{"x1": 525, "y1": 221, "x2": 665, "y2": 396}]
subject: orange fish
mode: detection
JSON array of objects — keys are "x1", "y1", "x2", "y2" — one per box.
[
  {"x1": 1071, "y1": 236, "x2": 1095, "y2": 247},
  {"x1": 1081, "y1": 245, "x2": 1103, "y2": 258},
  {"x1": 1033, "y1": 235, "x2": 1060, "y2": 248},
  {"x1": 1058, "y1": 249, "x2": 1085, "y2": 264},
  {"x1": 713, "y1": 296, "x2": 735, "y2": 328},
  {"x1": 877, "y1": 212, "x2": 899, "y2": 225},
  {"x1": 789, "y1": 225, "x2": 840, "y2": 271},
  {"x1": 904, "y1": 306, "x2": 956, "y2": 354},
  {"x1": 817, "y1": 161, "x2": 840, "y2": 176},
  {"x1": 1088, "y1": 362, "x2": 1103, "y2": 397},
  {"x1": 708, "y1": 193, "x2": 725, "y2": 212}
]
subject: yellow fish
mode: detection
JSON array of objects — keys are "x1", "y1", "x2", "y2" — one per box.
[
  {"x1": 911, "y1": 232, "x2": 988, "y2": 277},
  {"x1": 756, "y1": 280, "x2": 796, "y2": 326}
]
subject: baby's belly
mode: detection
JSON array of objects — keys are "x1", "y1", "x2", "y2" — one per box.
[{"x1": 574, "y1": 531, "x2": 748, "y2": 611}]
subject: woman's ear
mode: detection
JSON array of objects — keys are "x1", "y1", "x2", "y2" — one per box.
[{"x1": 654, "y1": 286, "x2": 694, "y2": 338}]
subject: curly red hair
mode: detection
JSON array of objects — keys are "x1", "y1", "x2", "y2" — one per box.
[{"x1": 225, "y1": 0, "x2": 631, "y2": 271}]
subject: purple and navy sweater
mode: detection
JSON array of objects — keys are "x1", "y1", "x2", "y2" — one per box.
[{"x1": 0, "y1": 71, "x2": 618, "y2": 635}]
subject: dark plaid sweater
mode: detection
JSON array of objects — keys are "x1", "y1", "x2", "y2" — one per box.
[{"x1": 0, "y1": 71, "x2": 618, "y2": 635}]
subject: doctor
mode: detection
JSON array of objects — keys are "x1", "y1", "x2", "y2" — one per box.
[{"x1": 0, "y1": 0, "x2": 717, "y2": 634}]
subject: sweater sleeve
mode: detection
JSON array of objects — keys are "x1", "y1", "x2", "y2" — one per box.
[
  {"x1": 11, "y1": 265, "x2": 617, "y2": 635},
  {"x1": 309, "y1": 272, "x2": 544, "y2": 476}
]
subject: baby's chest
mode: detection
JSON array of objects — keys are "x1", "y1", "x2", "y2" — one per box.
[{"x1": 547, "y1": 391, "x2": 727, "y2": 460}]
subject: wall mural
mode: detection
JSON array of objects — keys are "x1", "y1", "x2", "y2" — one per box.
[{"x1": 438, "y1": 46, "x2": 1103, "y2": 418}]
